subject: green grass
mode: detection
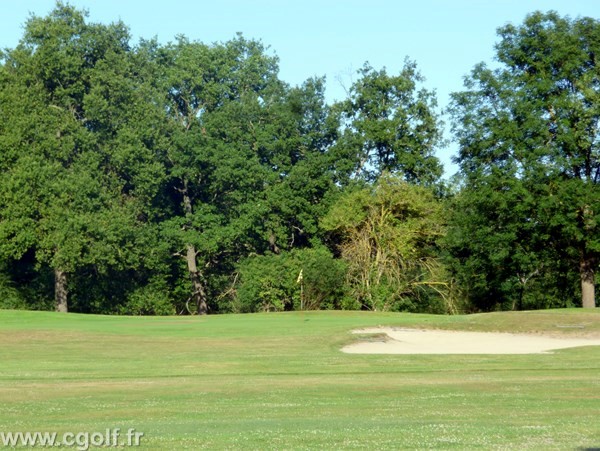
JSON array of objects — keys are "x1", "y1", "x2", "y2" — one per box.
[{"x1": 0, "y1": 309, "x2": 599, "y2": 449}]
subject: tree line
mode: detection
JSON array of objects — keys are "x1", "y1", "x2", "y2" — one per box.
[{"x1": 0, "y1": 3, "x2": 597, "y2": 314}]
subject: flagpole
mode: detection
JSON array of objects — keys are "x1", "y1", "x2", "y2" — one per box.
[{"x1": 297, "y1": 269, "x2": 304, "y2": 310}]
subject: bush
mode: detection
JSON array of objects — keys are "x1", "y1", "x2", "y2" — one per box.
[
  {"x1": 233, "y1": 247, "x2": 348, "y2": 313},
  {"x1": 0, "y1": 272, "x2": 28, "y2": 310},
  {"x1": 119, "y1": 277, "x2": 176, "y2": 315}
]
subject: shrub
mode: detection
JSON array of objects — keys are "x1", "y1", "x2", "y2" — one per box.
[
  {"x1": 119, "y1": 277, "x2": 176, "y2": 315},
  {"x1": 233, "y1": 247, "x2": 348, "y2": 312}
]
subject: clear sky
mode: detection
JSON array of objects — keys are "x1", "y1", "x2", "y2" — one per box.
[{"x1": 2, "y1": 0, "x2": 599, "y2": 176}]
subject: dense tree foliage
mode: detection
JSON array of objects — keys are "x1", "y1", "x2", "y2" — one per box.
[
  {"x1": 334, "y1": 61, "x2": 444, "y2": 184},
  {"x1": 0, "y1": 4, "x2": 149, "y2": 312},
  {"x1": 0, "y1": 4, "x2": 597, "y2": 313},
  {"x1": 322, "y1": 174, "x2": 453, "y2": 313},
  {"x1": 234, "y1": 247, "x2": 348, "y2": 312},
  {"x1": 448, "y1": 11, "x2": 600, "y2": 309}
]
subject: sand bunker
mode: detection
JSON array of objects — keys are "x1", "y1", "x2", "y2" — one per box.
[{"x1": 342, "y1": 327, "x2": 600, "y2": 355}]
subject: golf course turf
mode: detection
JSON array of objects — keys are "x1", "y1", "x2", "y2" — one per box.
[{"x1": 0, "y1": 309, "x2": 599, "y2": 449}]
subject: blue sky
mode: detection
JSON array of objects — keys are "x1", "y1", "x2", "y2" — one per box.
[{"x1": 2, "y1": 0, "x2": 599, "y2": 176}]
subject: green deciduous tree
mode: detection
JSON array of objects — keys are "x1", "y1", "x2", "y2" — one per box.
[
  {"x1": 254, "y1": 77, "x2": 343, "y2": 254},
  {"x1": 322, "y1": 174, "x2": 452, "y2": 312},
  {"x1": 0, "y1": 3, "x2": 162, "y2": 312},
  {"x1": 334, "y1": 61, "x2": 444, "y2": 185},
  {"x1": 0, "y1": 3, "x2": 454, "y2": 315},
  {"x1": 156, "y1": 36, "x2": 283, "y2": 314},
  {"x1": 449, "y1": 11, "x2": 600, "y2": 308}
]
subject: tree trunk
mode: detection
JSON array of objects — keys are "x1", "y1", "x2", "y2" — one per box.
[
  {"x1": 55, "y1": 269, "x2": 68, "y2": 313},
  {"x1": 186, "y1": 244, "x2": 208, "y2": 315},
  {"x1": 580, "y1": 255, "x2": 596, "y2": 308},
  {"x1": 182, "y1": 181, "x2": 208, "y2": 315}
]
